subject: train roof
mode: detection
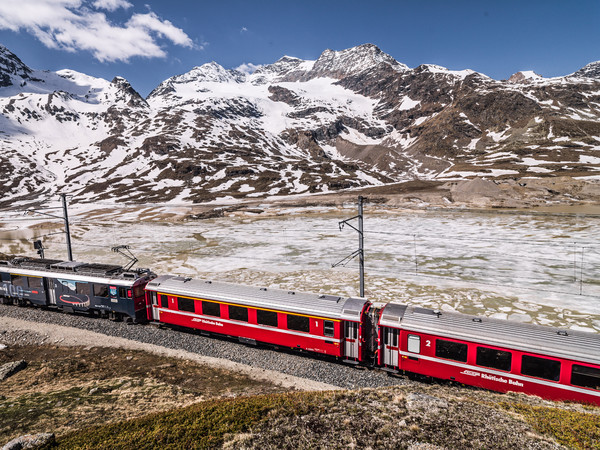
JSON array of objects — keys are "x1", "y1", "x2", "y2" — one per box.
[
  {"x1": 380, "y1": 303, "x2": 600, "y2": 366},
  {"x1": 0, "y1": 256, "x2": 154, "y2": 284},
  {"x1": 147, "y1": 275, "x2": 368, "y2": 321}
]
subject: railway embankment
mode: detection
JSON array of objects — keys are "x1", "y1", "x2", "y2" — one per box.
[{"x1": 1, "y1": 306, "x2": 599, "y2": 448}]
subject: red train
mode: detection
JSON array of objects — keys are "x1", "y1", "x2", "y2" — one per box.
[
  {"x1": 1, "y1": 257, "x2": 599, "y2": 405},
  {"x1": 147, "y1": 274, "x2": 600, "y2": 405},
  {"x1": 378, "y1": 304, "x2": 600, "y2": 405}
]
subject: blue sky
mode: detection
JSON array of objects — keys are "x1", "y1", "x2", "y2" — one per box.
[{"x1": 0, "y1": 0, "x2": 598, "y2": 97}]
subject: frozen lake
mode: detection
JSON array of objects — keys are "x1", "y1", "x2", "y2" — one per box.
[{"x1": 1, "y1": 204, "x2": 599, "y2": 332}]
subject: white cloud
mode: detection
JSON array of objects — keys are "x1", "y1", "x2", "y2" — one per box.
[
  {"x1": 0, "y1": 0, "x2": 195, "y2": 62},
  {"x1": 240, "y1": 27, "x2": 248, "y2": 33},
  {"x1": 235, "y1": 62, "x2": 262, "y2": 75},
  {"x1": 127, "y1": 12, "x2": 192, "y2": 47},
  {"x1": 92, "y1": 0, "x2": 132, "y2": 11}
]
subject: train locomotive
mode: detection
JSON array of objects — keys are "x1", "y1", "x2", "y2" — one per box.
[
  {"x1": 1, "y1": 256, "x2": 599, "y2": 405},
  {"x1": 0, "y1": 257, "x2": 155, "y2": 322}
]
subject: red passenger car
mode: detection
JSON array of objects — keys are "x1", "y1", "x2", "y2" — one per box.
[
  {"x1": 145, "y1": 275, "x2": 370, "y2": 362},
  {"x1": 378, "y1": 304, "x2": 600, "y2": 405}
]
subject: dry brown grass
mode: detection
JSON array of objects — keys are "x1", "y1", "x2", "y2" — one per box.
[{"x1": 0, "y1": 345, "x2": 286, "y2": 444}]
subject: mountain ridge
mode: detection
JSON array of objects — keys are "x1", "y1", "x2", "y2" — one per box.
[{"x1": 0, "y1": 43, "x2": 599, "y2": 208}]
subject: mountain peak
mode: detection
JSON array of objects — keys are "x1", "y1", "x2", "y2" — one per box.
[
  {"x1": 177, "y1": 62, "x2": 246, "y2": 84},
  {"x1": 250, "y1": 55, "x2": 314, "y2": 84},
  {"x1": 416, "y1": 64, "x2": 476, "y2": 79},
  {"x1": 110, "y1": 76, "x2": 148, "y2": 108},
  {"x1": 570, "y1": 61, "x2": 600, "y2": 80},
  {"x1": 508, "y1": 71, "x2": 544, "y2": 83},
  {"x1": 0, "y1": 44, "x2": 35, "y2": 88},
  {"x1": 310, "y1": 44, "x2": 409, "y2": 79}
]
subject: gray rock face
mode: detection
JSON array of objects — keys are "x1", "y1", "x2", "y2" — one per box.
[
  {"x1": 405, "y1": 392, "x2": 449, "y2": 414},
  {"x1": 0, "y1": 360, "x2": 27, "y2": 381},
  {"x1": 1, "y1": 433, "x2": 55, "y2": 450}
]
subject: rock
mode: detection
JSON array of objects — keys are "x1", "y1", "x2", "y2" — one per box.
[
  {"x1": 406, "y1": 392, "x2": 448, "y2": 414},
  {"x1": 0, "y1": 360, "x2": 27, "y2": 381},
  {"x1": 1, "y1": 433, "x2": 55, "y2": 450}
]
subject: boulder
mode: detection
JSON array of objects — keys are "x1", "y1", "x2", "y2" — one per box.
[
  {"x1": 1, "y1": 433, "x2": 55, "y2": 450},
  {"x1": 0, "y1": 360, "x2": 27, "y2": 381}
]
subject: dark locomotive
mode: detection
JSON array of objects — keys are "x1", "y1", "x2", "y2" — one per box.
[
  {"x1": 1, "y1": 256, "x2": 599, "y2": 405},
  {"x1": 0, "y1": 257, "x2": 154, "y2": 322}
]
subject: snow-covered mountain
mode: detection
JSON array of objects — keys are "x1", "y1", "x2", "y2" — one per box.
[{"x1": 1, "y1": 43, "x2": 599, "y2": 207}]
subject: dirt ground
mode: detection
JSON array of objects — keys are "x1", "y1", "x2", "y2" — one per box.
[{"x1": 0, "y1": 318, "x2": 336, "y2": 444}]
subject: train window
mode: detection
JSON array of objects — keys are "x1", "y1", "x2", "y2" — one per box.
[
  {"x1": 521, "y1": 355, "x2": 561, "y2": 381},
  {"x1": 407, "y1": 335, "x2": 420, "y2": 354},
  {"x1": 178, "y1": 297, "x2": 195, "y2": 313},
  {"x1": 345, "y1": 322, "x2": 359, "y2": 340},
  {"x1": 382, "y1": 328, "x2": 398, "y2": 346},
  {"x1": 257, "y1": 309, "x2": 278, "y2": 327},
  {"x1": 76, "y1": 282, "x2": 91, "y2": 296},
  {"x1": 287, "y1": 314, "x2": 310, "y2": 333},
  {"x1": 160, "y1": 294, "x2": 169, "y2": 309},
  {"x1": 94, "y1": 284, "x2": 109, "y2": 298},
  {"x1": 27, "y1": 277, "x2": 43, "y2": 290},
  {"x1": 476, "y1": 347, "x2": 512, "y2": 372},
  {"x1": 571, "y1": 365, "x2": 600, "y2": 390},
  {"x1": 10, "y1": 275, "x2": 27, "y2": 288},
  {"x1": 229, "y1": 305, "x2": 248, "y2": 322},
  {"x1": 202, "y1": 301, "x2": 220, "y2": 317},
  {"x1": 435, "y1": 339, "x2": 468, "y2": 362},
  {"x1": 133, "y1": 285, "x2": 145, "y2": 298},
  {"x1": 324, "y1": 320, "x2": 335, "y2": 337}
]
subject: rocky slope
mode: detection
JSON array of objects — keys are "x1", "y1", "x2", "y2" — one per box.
[{"x1": 0, "y1": 43, "x2": 599, "y2": 207}]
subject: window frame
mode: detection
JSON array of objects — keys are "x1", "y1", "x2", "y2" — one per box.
[
  {"x1": 229, "y1": 304, "x2": 249, "y2": 322},
  {"x1": 256, "y1": 309, "x2": 278, "y2": 327},
  {"x1": 345, "y1": 321, "x2": 358, "y2": 340},
  {"x1": 435, "y1": 338, "x2": 468, "y2": 363},
  {"x1": 571, "y1": 364, "x2": 600, "y2": 391},
  {"x1": 202, "y1": 300, "x2": 221, "y2": 317},
  {"x1": 10, "y1": 275, "x2": 27, "y2": 288},
  {"x1": 178, "y1": 297, "x2": 195, "y2": 313},
  {"x1": 383, "y1": 327, "x2": 398, "y2": 347},
  {"x1": 27, "y1": 277, "x2": 43, "y2": 290},
  {"x1": 521, "y1": 354, "x2": 561, "y2": 382},
  {"x1": 76, "y1": 282, "x2": 91, "y2": 296},
  {"x1": 407, "y1": 334, "x2": 421, "y2": 354},
  {"x1": 287, "y1": 314, "x2": 310, "y2": 333},
  {"x1": 323, "y1": 320, "x2": 335, "y2": 337},
  {"x1": 160, "y1": 294, "x2": 169, "y2": 309},
  {"x1": 94, "y1": 284, "x2": 109, "y2": 298},
  {"x1": 476, "y1": 346, "x2": 512, "y2": 372}
]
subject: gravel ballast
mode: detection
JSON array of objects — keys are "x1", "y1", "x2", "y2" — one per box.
[{"x1": 0, "y1": 304, "x2": 409, "y2": 390}]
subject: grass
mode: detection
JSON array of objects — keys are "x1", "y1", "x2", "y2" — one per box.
[
  {"x1": 3, "y1": 345, "x2": 600, "y2": 448},
  {"x1": 500, "y1": 402, "x2": 600, "y2": 450},
  {"x1": 0, "y1": 345, "x2": 285, "y2": 444},
  {"x1": 46, "y1": 392, "x2": 321, "y2": 449},
  {"x1": 46, "y1": 385, "x2": 600, "y2": 449}
]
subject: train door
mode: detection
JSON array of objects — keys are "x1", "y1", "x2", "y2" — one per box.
[
  {"x1": 344, "y1": 321, "x2": 359, "y2": 359},
  {"x1": 382, "y1": 327, "x2": 399, "y2": 367},
  {"x1": 46, "y1": 278, "x2": 56, "y2": 305},
  {"x1": 150, "y1": 291, "x2": 160, "y2": 321}
]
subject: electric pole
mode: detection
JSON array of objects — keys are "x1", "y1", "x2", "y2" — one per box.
[
  {"x1": 25, "y1": 194, "x2": 74, "y2": 261},
  {"x1": 358, "y1": 196, "x2": 365, "y2": 297},
  {"x1": 61, "y1": 193, "x2": 73, "y2": 261},
  {"x1": 332, "y1": 196, "x2": 366, "y2": 297}
]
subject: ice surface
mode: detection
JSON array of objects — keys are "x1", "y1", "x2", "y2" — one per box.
[{"x1": 2, "y1": 207, "x2": 598, "y2": 332}]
